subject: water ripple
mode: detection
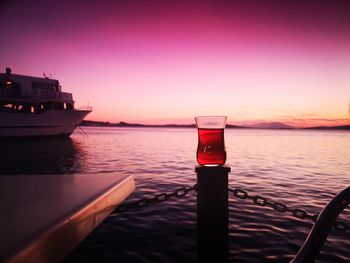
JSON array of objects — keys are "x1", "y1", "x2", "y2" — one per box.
[{"x1": 2, "y1": 127, "x2": 349, "y2": 262}]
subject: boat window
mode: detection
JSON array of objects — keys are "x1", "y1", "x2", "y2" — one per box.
[
  {"x1": 0, "y1": 83, "x2": 6, "y2": 96},
  {"x1": 19, "y1": 103, "x2": 31, "y2": 113},
  {"x1": 6, "y1": 80, "x2": 12, "y2": 88},
  {"x1": 0, "y1": 103, "x2": 13, "y2": 112},
  {"x1": 12, "y1": 82, "x2": 21, "y2": 97},
  {"x1": 0, "y1": 102, "x2": 43, "y2": 114},
  {"x1": 33, "y1": 81, "x2": 56, "y2": 91},
  {"x1": 54, "y1": 102, "x2": 64, "y2": 110},
  {"x1": 2, "y1": 103, "x2": 12, "y2": 108},
  {"x1": 65, "y1": 103, "x2": 73, "y2": 110},
  {"x1": 43, "y1": 102, "x2": 53, "y2": 111},
  {"x1": 37, "y1": 104, "x2": 44, "y2": 113},
  {"x1": 53, "y1": 85, "x2": 59, "y2": 92}
]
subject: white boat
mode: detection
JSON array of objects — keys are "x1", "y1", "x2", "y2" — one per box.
[{"x1": 0, "y1": 68, "x2": 91, "y2": 139}]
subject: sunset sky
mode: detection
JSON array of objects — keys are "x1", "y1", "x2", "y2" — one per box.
[{"x1": 1, "y1": 0, "x2": 349, "y2": 127}]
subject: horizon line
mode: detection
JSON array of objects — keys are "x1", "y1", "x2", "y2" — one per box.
[{"x1": 81, "y1": 119, "x2": 350, "y2": 129}]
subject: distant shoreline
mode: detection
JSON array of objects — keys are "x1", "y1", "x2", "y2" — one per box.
[{"x1": 80, "y1": 120, "x2": 350, "y2": 130}]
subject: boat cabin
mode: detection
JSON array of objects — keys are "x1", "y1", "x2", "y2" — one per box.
[{"x1": 0, "y1": 68, "x2": 75, "y2": 114}]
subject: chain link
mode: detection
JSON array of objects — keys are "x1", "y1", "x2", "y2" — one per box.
[
  {"x1": 110, "y1": 184, "x2": 197, "y2": 215},
  {"x1": 229, "y1": 187, "x2": 350, "y2": 232},
  {"x1": 109, "y1": 183, "x2": 349, "y2": 232}
]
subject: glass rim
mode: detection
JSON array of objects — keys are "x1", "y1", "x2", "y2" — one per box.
[
  {"x1": 194, "y1": 115, "x2": 227, "y2": 119},
  {"x1": 195, "y1": 115, "x2": 227, "y2": 129}
]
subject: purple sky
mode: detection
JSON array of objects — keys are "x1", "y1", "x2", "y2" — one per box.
[{"x1": 1, "y1": 0, "x2": 350, "y2": 126}]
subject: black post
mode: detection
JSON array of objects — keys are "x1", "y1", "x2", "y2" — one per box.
[{"x1": 196, "y1": 165, "x2": 230, "y2": 263}]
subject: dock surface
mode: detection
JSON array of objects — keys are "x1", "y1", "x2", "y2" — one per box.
[{"x1": 0, "y1": 172, "x2": 135, "y2": 263}]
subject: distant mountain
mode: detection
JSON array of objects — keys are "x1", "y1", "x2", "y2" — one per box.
[
  {"x1": 226, "y1": 124, "x2": 246, "y2": 129},
  {"x1": 248, "y1": 122, "x2": 294, "y2": 129},
  {"x1": 80, "y1": 120, "x2": 139, "y2": 127},
  {"x1": 116, "y1": 121, "x2": 145, "y2": 127},
  {"x1": 81, "y1": 120, "x2": 246, "y2": 128},
  {"x1": 305, "y1": 125, "x2": 350, "y2": 130},
  {"x1": 80, "y1": 120, "x2": 350, "y2": 130},
  {"x1": 81, "y1": 120, "x2": 196, "y2": 128}
]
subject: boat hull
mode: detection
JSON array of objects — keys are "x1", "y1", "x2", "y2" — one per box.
[{"x1": 0, "y1": 110, "x2": 90, "y2": 139}]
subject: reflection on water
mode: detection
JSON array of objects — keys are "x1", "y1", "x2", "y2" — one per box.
[
  {"x1": 2, "y1": 128, "x2": 350, "y2": 262},
  {"x1": 64, "y1": 127, "x2": 350, "y2": 263},
  {"x1": 0, "y1": 138, "x2": 86, "y2": 175}
]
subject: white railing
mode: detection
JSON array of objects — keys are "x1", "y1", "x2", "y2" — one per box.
[{"x1": 77, "y1": 105, "x2": 93, "y2": 111}]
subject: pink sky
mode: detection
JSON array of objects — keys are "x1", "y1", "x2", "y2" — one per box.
[{"x1": 1, "y1": 0, "x2": 349, "y2": 127}]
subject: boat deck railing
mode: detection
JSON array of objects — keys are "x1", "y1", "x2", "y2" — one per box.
[
  {"x1": 77, "y1": 105, "x2": 93, "y2": 111},
  {"x1": 0, "y1": 89, "x2": 73, "y2": 102},
  {"x1": 32, "y1": 90, "x2": 73, "y2": 101}
]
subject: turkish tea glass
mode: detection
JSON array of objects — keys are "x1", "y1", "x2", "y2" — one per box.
[{"x1": 195, "y1": 116, "x2": 227, "y2": 166}]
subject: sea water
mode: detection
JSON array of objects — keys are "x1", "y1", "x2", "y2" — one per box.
[{"x1": 1, "y1": 127, "x2": 349, "y2": 262}]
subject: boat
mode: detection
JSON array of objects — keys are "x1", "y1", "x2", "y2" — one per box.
[{"x1": 0, "y1": 68, "x2": 92, "y2": 139}]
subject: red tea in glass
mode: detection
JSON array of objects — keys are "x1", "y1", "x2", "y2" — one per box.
[
  {"x1": 195, "y1": 116, "x2": 227, "y2": 166},
  {"x1": 197, "y1": 128, "x2": 226, "y2": 166}
]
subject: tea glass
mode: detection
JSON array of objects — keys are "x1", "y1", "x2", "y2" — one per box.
[{"x1": 195, "y1": 116, "x2": 227, "y2": 166}]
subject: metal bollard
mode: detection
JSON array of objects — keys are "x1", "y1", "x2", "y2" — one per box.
[{"x1": 195, "y1": 165, "x2": 231, "y2": 263}]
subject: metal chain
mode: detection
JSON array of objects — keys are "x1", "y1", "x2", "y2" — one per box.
[
  {"x1": 110, "y1": 184, "x2": 197, "y2": 215},
  {"x1": 110, "y1": 184, "x2": 349, "y2": 232},
  {"x1": 229, "y1": 187, "x2": 350, "y2": 232}
]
